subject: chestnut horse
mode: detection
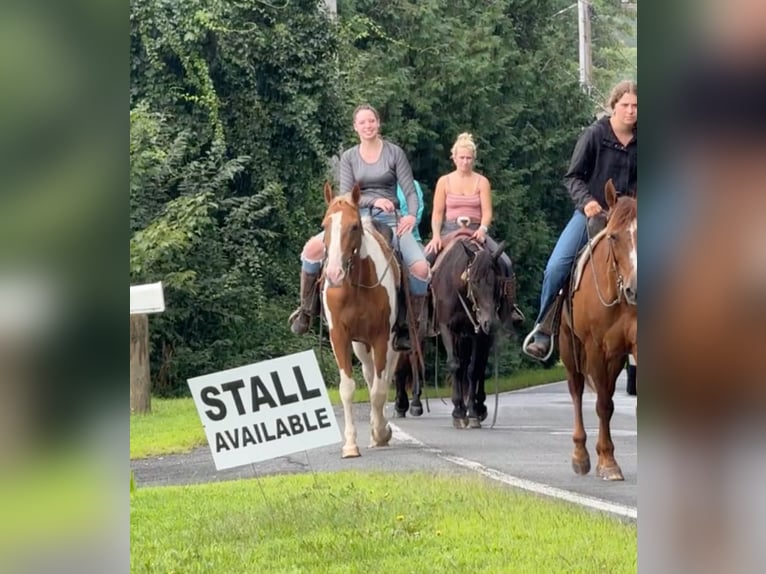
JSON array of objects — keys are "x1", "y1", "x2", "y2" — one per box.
[
  {"x1": 431, "y1": 235, "x2": 507, "y2": 428},
  {"x1": 559, "y1": 180, "x2": 637, "y2": 480},
  {"x1": 321, "y1": 182, "x2": 401, "y2": 458}
]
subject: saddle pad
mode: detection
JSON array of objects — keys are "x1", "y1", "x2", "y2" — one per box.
[{"x1": 572, "y1": 228, "x2": 608, "y2": 292}]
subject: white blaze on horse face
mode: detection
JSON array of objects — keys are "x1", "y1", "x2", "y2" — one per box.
[
  {"x1": 325, "y1": 211, "x2": 345, "y2": 285},
  {"x1": 629, "y1": 220, "x2": 638, "y2": 275}
]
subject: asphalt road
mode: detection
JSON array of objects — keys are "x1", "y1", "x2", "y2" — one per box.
[{"x1": 131, "y1": 375, "x2": 637, "y2": 519}]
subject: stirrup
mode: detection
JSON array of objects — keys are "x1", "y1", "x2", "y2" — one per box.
[{"x1": 522, "y1": 324, "x2": 554, "y2": 362}]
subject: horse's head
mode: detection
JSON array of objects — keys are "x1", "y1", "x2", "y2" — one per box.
[
  {"x1": 322, "y1": 182, "x2": 364, "y2": 287},
  {"x1": 605, "y1": 179, "x2": 638, "y2": 305},
  {"x1": 461, "y1": 240, "x2": 507, "y2": 334}
]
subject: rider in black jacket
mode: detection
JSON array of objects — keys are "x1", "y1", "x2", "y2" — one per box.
[{"x1": 523, "y1": 80, "x2": 637, "y2": 361}]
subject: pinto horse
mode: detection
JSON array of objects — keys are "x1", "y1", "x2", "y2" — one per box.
[
  {"x1": 431, "y1": 235, "x2": 507, "y2": 428},
  {"x1": 321, "y1": 182, "x2": 401, "y2": 458},
  {"x1": 558, "y1": 180, "x2": 637, "y2": 480}
]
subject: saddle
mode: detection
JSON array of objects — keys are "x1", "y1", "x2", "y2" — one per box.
[
  {"x1": 571, "y1": 227, "x2": 608, "y2": 293},
  {"x1": 532, "y1": 223, "x2": 610, "y2": 353}
]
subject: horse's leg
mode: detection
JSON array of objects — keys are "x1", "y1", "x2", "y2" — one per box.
[
  {"x1": 592, "y1": 350, "x2": 625, "y2": 481},
  {"x1": 568, "y1": 369, "x2": 590, "y2": 475},
  {"x1": 410, "y1": 346, "x2": 424, "y2": 417},
  {"x1": 369, "y1": 338, "x2": 395, "y2": 447},
  {"x1": 471, "y1": 332, "x2": 492, "y2": 424},
  {"x1": 441, "y1": 327, "x2": 467, "y2": 428},
  {"x1": 559, "y1": 317, "x2": 590, "y2": 474},
  {"x1": 393, "y1": 353, "x2": 409, "y2": 418},
  {"x1": 332, "y1": 332, "x2": 360, "y2": 458},
  {"x1": 466, "y1": 335, "x2": 482, "y2": 428}
]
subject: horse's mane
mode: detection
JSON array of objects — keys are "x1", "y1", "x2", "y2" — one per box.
[{"x1": 608, "y1": 196, "x2": 637, "y2": 230}]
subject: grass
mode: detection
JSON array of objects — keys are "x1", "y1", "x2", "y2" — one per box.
[
  {"x1": 130, "y1": 471, "x2": 636, "y2": 573},
  {"x1": 130, "y1": 366, "x2": 565, "y2": 460}
]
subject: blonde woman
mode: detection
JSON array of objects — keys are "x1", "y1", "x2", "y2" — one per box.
[{"x1": 425, "y1": 132, "x2": 523, "y2": 329}]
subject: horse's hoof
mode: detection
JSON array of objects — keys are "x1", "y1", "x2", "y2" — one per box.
[
  {"x1": 370, "y1": 424, "x2": 392, "y2": 447},
  {"x1": 596, "y1": 464, "x2": 624, "y2": 481},
  {"x1": 452, "y1": 417, "x2": 467, "y2": 429},
  {"x1": 410, "y1": 404, "x2": 423, "y2": 417},
  {"x1": 468, "y1": 417, "x2": 481, "y2": 429},
  {"x1": 572, "y1": 457, "x2": 591, "y2": 475},
  {"x1": 342, "y1": 445, "x2": 361, "y2": 458},
  {"x1": 478, "y1": 410, "x2": 488, "y2": 422},
  {"x1": 394, "y1": 409, "x2": 406, "y2": 419}
]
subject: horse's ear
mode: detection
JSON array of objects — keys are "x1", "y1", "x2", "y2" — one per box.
[
  {"x1": 605, "y1": 179, "x2": 618, "y2": 209},
  {"x1": 492, "y1": 241, "x2": 507, "y2": 263},
  {"x1": 351, "y1": 183, "x2": 361, "y2": 206},
  {"x1": 324, "y1": 181, "x2": 334, "y2": 204},
  {"x1": 461, "y1": 241, "x2": 475, "y2": 260}
]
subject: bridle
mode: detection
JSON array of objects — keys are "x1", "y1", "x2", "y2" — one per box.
[
  {"x1": 323, "y1": 210, "x2": 397, "y2": 290},
  {"x1": 586, "y1": 221, "x2": 634, "y2": 308}
]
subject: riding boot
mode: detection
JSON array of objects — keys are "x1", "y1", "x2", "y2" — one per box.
[
  {"x1": 498, "y1": 276, "x2": 525, "y2": 330},
  {"x1": 522, "y1": 294, "x2": 563, "y2": 360},
  {"x1": 393, "y1": 293, "x2": 426, "y2": 352},
  {"x1": 288, "y1": 271, "x2": 321, "y2": 335}
]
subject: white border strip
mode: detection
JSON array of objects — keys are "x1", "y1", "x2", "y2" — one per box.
[{"x1": 390, "y1": 423, "x2": 637, "y2": 521}]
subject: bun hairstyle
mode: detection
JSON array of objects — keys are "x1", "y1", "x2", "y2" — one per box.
[
  {"x1": 451, "y1": 132, "x2": 477, "y2": 158},
  {"x1": 608, "y1": 80, "x2": 637, "y2": 109}
]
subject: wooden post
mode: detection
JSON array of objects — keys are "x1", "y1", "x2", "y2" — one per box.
[
  {"x1": 130, "y1": 313, "x2": 151, "y2": 414},
  {"x1": 130, "y1": 281, "x2": 164, "y2": 414}
]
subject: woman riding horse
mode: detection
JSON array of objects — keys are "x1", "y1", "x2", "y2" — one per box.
[
  {"x1": 524, "y1": 80, "x2": 637, "y2": 362},
  {"x1": 288, "y1": 104, "x2": 430, "y2": 352}
]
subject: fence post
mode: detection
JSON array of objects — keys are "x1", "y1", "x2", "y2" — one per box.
[{"x1": 130, "y1": 282, "x2": 165, "y2": 414}]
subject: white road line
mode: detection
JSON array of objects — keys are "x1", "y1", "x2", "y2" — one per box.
[{"x1": 389, "y1": 422, "x2": 637, "y2": 521}]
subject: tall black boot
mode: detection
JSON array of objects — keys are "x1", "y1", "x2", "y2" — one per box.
[
  {"x1": 498, "y1": 275, "x2": 525, "y2": 330},
  {"x1": 393, "y1": 293, "x2": 426, "y2": 352},
  {"x1": 288, "y1": 271, "x2": 320, "y2": 335}
]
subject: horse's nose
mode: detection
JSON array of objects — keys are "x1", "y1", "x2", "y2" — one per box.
[{"x1": 625, "y1": 275, "x2": 637, "y2": 304}]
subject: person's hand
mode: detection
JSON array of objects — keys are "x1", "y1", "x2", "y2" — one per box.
[
  {"x1": 397, "y1": 214, "x2": 416, "y2": 236},
  {"x1": 425, "y1": 236, "x2": 442, "y2": 255},
  {"x1": 471, "y1": 227, "x2": 487, "y2": 243},
  {"x1": 583, "y1": 200, "x2": 603, "y2": 218},
  {"x1": 373, "y1": 198, "x2": 395, "y2": 213}
]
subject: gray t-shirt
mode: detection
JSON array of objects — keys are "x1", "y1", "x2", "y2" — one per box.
[{"x1": 338, "y1": 140, "x2": 418, "y2": 216}]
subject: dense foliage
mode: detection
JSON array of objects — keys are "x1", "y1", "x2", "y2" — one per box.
[{"x1": 130, "y1": 0, "x2": 635, "y2": 395}]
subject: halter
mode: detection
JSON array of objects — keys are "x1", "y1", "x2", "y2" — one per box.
[
  {"x1": 324, "y1": 216, "x2": 398, "y2": 290},
  {"x1": 586, "y1": 223, "x2": 632, "y2": 308}
]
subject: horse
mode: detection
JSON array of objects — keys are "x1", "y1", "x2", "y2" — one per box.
[
  {"x1": 430, "y1": 234, "x2": 507, "y2": 428},
  {"x1": 558, "y1": 179, "x2": 637, "y2": 481},
  {"x1": 320, "y1": 182, "x2": 401, "y2": 458}
]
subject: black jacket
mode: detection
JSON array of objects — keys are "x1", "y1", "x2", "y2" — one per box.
[{"x1": 564, "y1": 116, "x2": 637, "y2": 211}]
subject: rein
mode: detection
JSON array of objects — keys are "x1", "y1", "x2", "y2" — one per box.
[{"x1": 586, "y1": 227, "x2": 624, "y2": 308}]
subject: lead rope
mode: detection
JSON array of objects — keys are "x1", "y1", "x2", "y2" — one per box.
[{"x1": 490, "y1": 327, "x2": 501, "y2": 429}]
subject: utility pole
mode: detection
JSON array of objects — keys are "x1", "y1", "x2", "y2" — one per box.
[{"x1": 577, "y1": 0, "x2": 593, "y2": 94}]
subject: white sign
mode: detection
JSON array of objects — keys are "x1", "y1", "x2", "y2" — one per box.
[
  {"x1": 130, "y1": 282, "x2": 165, "y2": 315},
  {"x1": 187, "y1": 350, "x2": 341, "y2": 470}
]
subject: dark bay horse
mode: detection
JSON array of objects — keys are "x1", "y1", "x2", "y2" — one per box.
[
  {"x1": 431, "y1": 235, "x2": 507, "y2": 428},
  {"x1": 559, "y1": 180, "x2": 637, "y2": 480},
  {"x1": 321, "y1": 182, "x2": 401, "y2": 458}
]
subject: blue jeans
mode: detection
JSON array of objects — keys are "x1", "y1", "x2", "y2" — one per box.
[
  {"x1": 535, "y1": 210, "x2": 589, "y2": 324},
  {"x1": 302, "y1": 208, "x2": 430, "y2": 295}
]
